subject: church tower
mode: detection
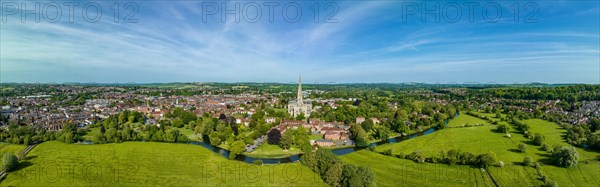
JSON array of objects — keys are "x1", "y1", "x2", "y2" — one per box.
[
  {"x1": 297, "y1": 74, "x2": 303, "y2": 105},
  {"x1": 288, "y1": 73, "x2": 312, "y2": 117}
]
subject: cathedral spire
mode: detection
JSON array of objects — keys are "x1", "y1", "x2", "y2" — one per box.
[{"x1": 297, "y1": 73, "x2": 303, "y2": 104}]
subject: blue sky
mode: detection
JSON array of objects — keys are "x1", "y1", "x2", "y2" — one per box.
[{"x1": 1, "y1": 0, "x2": 599, "y2": 84}]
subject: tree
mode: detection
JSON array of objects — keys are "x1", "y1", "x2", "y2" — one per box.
[
  {"x1": 280, "y1": 130, "x2": 293, "y2": 149},
  {"x1": 497, "y1": 124, "x2": 510, "y2": 133},
  {"x1": 523, "y1": 156, "x2": 533, "y2": 166},
  {"x1": 552, "y1": 146, "x2": 579, "y2": 167},
  {"x1": 533, "y1": 133, "x2": 545, "y2": 146},
  {"x1": 477, "y1": 152, "x2": 497, "y2": 168},
  {"x1": 315, "y1": 148, "x2": 340, "y2": 176},
  {"x1": 1, "y1": 153, "x2": 18, "y2": 172},
  {"x1": 518, "y1": 143, "x2": 528, "y2": 153},
  {"x1": 93, "y1": 132, "x2": 106, "y2": 144},
  {"x1": 361, "y1": 119, "x2": 373, "y2": 132},
  {"x1": 267, "y1": 129, "x2": 282, "y2": 145},
  {"x1": 341, "y1": 164, "x2": 374, "y2": 187},
  {"x1": 188, "y1": 121, "x2": 196, "y2": 129},
  {"x1": 209, "y1": 132, "x2": 221, "y2": 146},
  {"x1": 589, "y1": 118, "x2": 600, "y2": 133},
  {"x1": 164, "y1": 128, "x2": 179, "y2": 142},
  {"x1": 350, "y1": 124, "x2": 369, "y2": 147},
  {"x1": 172, "y1": 118, "x2": 184, "y2": 128},
  {"x1": 295, "y1": 113, "x2": 305, "y2": 120},
  {"x1": 128, "y1": 115, "x2": 136, "y2": 123},
  {"x1": 229, "y1": 140, "x2": 246, "y2": 159},
  {"x1": 324, "y1": 163, "x2": 344, "y2": 186},
  {"x1": 374, "y1": 126, "x2": 391, "y2": 140}
]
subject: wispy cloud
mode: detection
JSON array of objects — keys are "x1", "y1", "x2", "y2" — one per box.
[{"x1": 0, "y1": 1, "x2": 598, "y2": 83}]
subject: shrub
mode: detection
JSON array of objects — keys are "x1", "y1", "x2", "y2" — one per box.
[
  {"x1": 533, "y1": 162, "x2": 542, "y2": 169},
  {"x1": 542, "y1": 143, "x2": 552, "y2": 152},
  {"x1": 542, "y1": 179, "x2": 558, "y2": 187},
  {"x1": 426, "y1": 156, "x2": 441, "y2": 163},
  {"x1": 407, "y1": 150, "x2": 425, "y2": 163},
  {"x1": 496, "y1": 161, "x2": 505, "y2": 167},
  {"x1": 369, "y1": 145, "x2": 377, "y2": 151},
  {"x1": 533, "y1": 133, "x2": 546, "y2": 146},
  {"x1": 497, "y1": 124, "x2": 510, "y2": 133},
  {"x1": 1, "y1": 153, "x2": 18, "y2": 172},
  {"x1": 253, "y1": 160, "x2": 263, "y2": 165},
  {"x1": 477, "y1": 152, "x2": 497, "y2": 168},
  {"x1": 523, "y1": 156, "x2": 533, "y2": 166},
  {"x1": 396, "y1": 152, "x2": 406, "y2": 159},
  {"x1": 552, "y1": 146, "x2": 579, "y2": 168},
  {"x1": 518, "y1": 143, "x2": 528, "y2": 153},
  {"x1": 382, "y1": 149, "x2": 392, "y2": 156},
  {"x1": 459, "y1": 151, "x2": 477, "y2": 165}
]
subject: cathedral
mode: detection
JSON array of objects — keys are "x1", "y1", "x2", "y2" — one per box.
[{"x1": 288, "y1": 75, "x2": 312, "y2": 117}]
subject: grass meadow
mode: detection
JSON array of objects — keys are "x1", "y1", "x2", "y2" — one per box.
[
  {"x1": 243, "y1": 144, "x2": 302, "y2": 158},
  {"x1": 369, "y1": 115, "x2": 600, "y2": 186},
  {"x1": 446, "y1": 112, "x2": 489, "y2": 127},
  {"x1": 2, "y1": 141, "x2": 326, "y2": 186}
]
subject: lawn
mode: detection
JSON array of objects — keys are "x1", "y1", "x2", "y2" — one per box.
[
  {"x1": 0, "y1": 143, "x2": 26, "y2": 156},
  {"x1": 2, "y1": 141, "x2": 326, "y2": 186},
  {"x1": 244, "y1": 143, "x2": 302, "y2": 158},
  {"x1": 309, "y1": 134, "x2": 323, "y2": 140},
  {"x1": 375, "y1": 125, "x2": 527, "y2": 163},
  {"x1": 178, "y1": 127, "x2": 202, "y2": 141},
  {"x1": 446, "y1": 112, "x2": 489, "y2": 127},
  {"x1": 81, "y1": 127, "x2": 100, "y2": 141},
  {"x1": 370, "y1": 118, "x2": 600, "y2": 186},
  {"x1": 472, "y1": 111, "x2": 506, "y2": 120},
  {"x1": 341, "y1": 150, "x2": 496, "y2": 187}
]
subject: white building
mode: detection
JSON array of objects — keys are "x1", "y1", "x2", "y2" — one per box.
[{"x1": 288, "y1": 75, "x2": 312, "y2": 117}]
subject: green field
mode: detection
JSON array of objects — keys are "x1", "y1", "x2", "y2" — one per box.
[
  {"x1": 244, "y1": 144, "x2": 302, "y2": 158},
  {"x1": 369, "y1": 117, "x2": 600, "y2": 186},
  {"x1": 81, "y1": 127, "x2": 101, "y2": 141},
  {"x1": 309, "y1": 134, "x2": 323, "y2": 140},
  {"x1": 178, "y1": 128, "x2": 202, "y2": 141},
  {"x1": 446, "y1": 112, "x2": 489, "y2": 127},
  {"x1": 2, "y1": 141, "x2": 326, "y2": 186},
  {"x1": 0, "y1": 143, "x2": 26, "y2": 156},
  {"x1": 341, "y1": 150, "x2": 497, "y2": 187},
  {"x1": 376, "y1": 125, "x2": 527, "y2": 163}
]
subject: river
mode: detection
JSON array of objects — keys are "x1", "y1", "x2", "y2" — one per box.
[{"x1": 189, "y1": 127, "x2": 438, "y2": 164}]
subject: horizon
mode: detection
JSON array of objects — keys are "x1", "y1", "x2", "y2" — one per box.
[
  {"x1": 1, "y1": 1, "x2": 599, "y2": 83},
  {"x1": 0, "y1": 81, "x2": 597, "y2": 85}
]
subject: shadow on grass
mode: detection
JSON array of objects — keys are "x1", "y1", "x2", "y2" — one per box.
[
  {"x1": 508, "y1": 149, "x2": 524, "y2": 154},
  {"x1": 535, "y1": 152, "x2": 552, "y2": 158},
  {"x1": 11, "y1": 161, "x2": 33, "y2": 172},
  {"x1": 23, "y1": 155, "x2": 37, "y2": 161},
  {"x1": 523, "y1": 140, "x2": 537, "y2": 146},
  {"x1": 537, "y1": 157, "x2": 555, "y2": 165}
]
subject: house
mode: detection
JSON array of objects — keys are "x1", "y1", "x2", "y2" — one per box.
[
  {"x1": 265, "y1": 117, "x2": 276, "y2": 124},
  {"x1": 370, "y1": 118, "x2": 380, "y2": 124},
  {"x1": 315, "y1": 139, "x2": 335, "y2": 147},
  {"x1": 324, "y1": 131, "x2": 341, "y2": 140},
  {"x1": 356, "y1": 116, "x2": 365, "y2": 124}
]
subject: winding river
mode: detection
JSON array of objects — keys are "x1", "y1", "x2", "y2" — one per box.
[{"x1": 189, "y1": 127, "x2": 438, "y2": 164}]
